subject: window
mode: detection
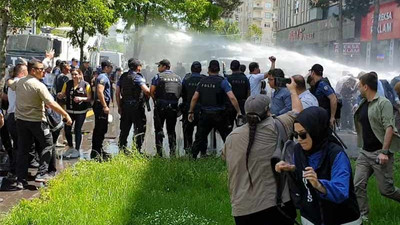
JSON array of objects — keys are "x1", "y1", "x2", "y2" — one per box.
[
  {"x1": 265, "y1": 12, "x2": 273, "y2": 19},
  {"x1": 266, "y1": 3, "x2": 272, "y2": 9},
  {"x1": 264, "y1": 23, "x2": 271, "y2": 28}
]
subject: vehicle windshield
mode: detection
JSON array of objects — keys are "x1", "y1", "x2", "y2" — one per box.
[{"x1": 7, "y1": 35, "x2": 52, "y2": 52}]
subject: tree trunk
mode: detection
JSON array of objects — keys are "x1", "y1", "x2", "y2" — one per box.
[
  {"x1": 0, "y1": 3, "x2": 10, "y2": 78},
  {"x1": 133, "y1": 23, "x2": 141, "y2": 58},
  {"x1": 371, "y1": 0, "x2": 380, "y2": 65},
  {"x1": 337, "y1": 0, "x2": 344, "y2": 62},
  {"x1": 79, "y1": 28, "x2": 85, "y2": 62}
]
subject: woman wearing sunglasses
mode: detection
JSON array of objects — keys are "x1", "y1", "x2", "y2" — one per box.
[
  {"x1": 57, "y1": 68, "x2": 91, "y2": 159},
  {"x1": 276, "y1": 107, "x2": 361, "y2": 225}
]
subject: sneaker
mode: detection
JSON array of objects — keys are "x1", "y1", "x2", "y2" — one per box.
[
  {"x1": 79, "y1": 150, "x2": 91, "y2": 160},
  {"x1": 6, "y1": 172, "x2": 17, "y2": 182},
  {"x1": 29, "y1": 161, "x2": 39, "y2": 168},
  {"x1": 15, "y1": 180, "x2": 28, "y2": 190},
  {"x1": 35, "y1": 173, "x2": 53, "y2": 182},
  {"x1": 63, "y1": 148, "x2": 79, "y2": 159}
]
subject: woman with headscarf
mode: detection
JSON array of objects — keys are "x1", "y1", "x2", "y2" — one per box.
[
  {"x1": 222, "y1": 79, "x2": 302, "y2": 225},
  {"x1": 276, "y1": 107, "x2": 361, "y2": 225}
]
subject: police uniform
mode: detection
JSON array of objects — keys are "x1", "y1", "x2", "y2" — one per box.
[
  {"x1": 181, "y1": 72, "x2": 206, "y2": 151},
  {"x1": 92, "y1": 73, "x2": 111, "y2": 157},
  {"x1": 311, "y1": 79, "x2": 335, "y2": 116},
  {"x1": 117, "y1": 70, "x2": 147, "y2": 151},
  {"x1": 191, "y1": 75, "x2": 232, "y2": 158},
  {"x1": 226, "y1": 72, "x2": 250, "y2": 132},
  {"x1": 152, "y1": 70, "x2": 182, "y2": 157}
]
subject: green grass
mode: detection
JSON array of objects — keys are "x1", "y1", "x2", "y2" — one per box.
[{"x1": 2, "y1": 154, "x2": 400, "y2": 225}]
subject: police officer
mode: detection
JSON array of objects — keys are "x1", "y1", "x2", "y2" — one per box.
[
  {"x1": 189, "y1": 60, "x2": 242, "y2": 159},
  {"x1": 150, "y1": 59, "x2": 182, "y2": 157},
  {"x1": 226, "y1": 60, "x2": 250, "y2": 132},
  {"x1": 116, "y1": 58, "x2": 150, "y2": 152},
  {"x1": 91, "y1": 60, "x2": 113, "y2": 160},
  {"x1": 309, "y1": 64, "x2": 338, "y2": 127},
  {"x1": 181, "y1": 61, "x2": 206, "y2": 152}
]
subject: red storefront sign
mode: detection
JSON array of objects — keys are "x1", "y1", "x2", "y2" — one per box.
[
  {"x1": 288, "y1": 28, "x2": 314, "y2": 41},
  {"x1": 334, "y1": 43, "x2": 361, "y2": 55},
  {"x1": 361, "y1": 1, "x2": 400, "y2": 41}
]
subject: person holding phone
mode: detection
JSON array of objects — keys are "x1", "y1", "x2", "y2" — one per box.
[
  {"x1": 267, "y1": 68, "x2": 292, "y2": 116},
  {"x1": 276, "y1": 107, "x2": 361, "y2": 225}
]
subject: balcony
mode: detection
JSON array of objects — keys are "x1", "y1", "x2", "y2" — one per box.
[{"x1": 253, "y1": 16, "x2": 263, "y2": 21}]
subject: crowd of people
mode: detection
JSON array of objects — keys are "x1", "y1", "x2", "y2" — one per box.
[{"x1": 0, "y1": 52, "x2": 400, "y2": 224}]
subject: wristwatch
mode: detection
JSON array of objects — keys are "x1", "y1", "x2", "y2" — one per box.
[{"x1": 381, "y1": 149, "x2": 391, "y2": 155}]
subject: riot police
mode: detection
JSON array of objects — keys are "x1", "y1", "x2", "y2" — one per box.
[
  {"x1": 181, "y1": 61, "x2": 206, "y2": 152},
  {"x1": 189, "y1": 60, "x2": 242, "y2": 159},
  {"x1": 226, "y1": 60, "x2": 250, "y2": 132},
  {"x1": 150, "y1": 59, "x2": 182, "y2": 157},
  {"x1": 116, "y1": 58, "x2": 150, "y2": 153}
]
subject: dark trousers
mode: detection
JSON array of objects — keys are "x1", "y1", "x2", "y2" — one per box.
[
  {"x1": 192, "y1": 111, "x2": 229, "y2": 158},
  {"x1": 341, "y1": 99, "x2": 354, "y2": 130},
  {"x1": 92, "y1": 102, "x2": 109, "y2": 155},
  {"x1": 16, "y1": 120, "x2": 53, "y2": 181},
  {"x1": 182, "y1": 111, "x2": 200, "y2": 151},
  {"x1": 226, "y1": 101, "x2": 245, "y2": 134},
  {"x1": 6, "y1": 114, "x2": 16, "y2": 174},
  {"x1": 154, "y1": 105, "x2": 177, "y2": 156},
  {"x1": 119, "y1": 103, "x2": 146, "y2": 152},
  {"x1": 65, "y1": 113, "x2": 86, "y2": 150},
  {"x1": 234, "y1": 202, "x2": 296, "y2": 225},
  {"x1": 49, "y1": 129, "x2": 60, "y2": 173}
]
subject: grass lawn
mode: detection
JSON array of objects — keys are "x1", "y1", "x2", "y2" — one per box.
[{"x1": 2, "y1": 154, "x2": 400, "y2": 225}]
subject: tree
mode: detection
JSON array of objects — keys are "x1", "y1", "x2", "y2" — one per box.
[
  {"x1": 117, "y1": 0, "x2": 242, "y2": 58},
  {"x1": 213, "y1": 19, "x2": 240, "y2": 41},
  {"x1": 44, "y1": 0, "x2": 117, "y2": 62},
  {"x1": 0, "y1": 0, "x2": 43, "y2": 76},
  {"x1": 245, "y1": 24, "x2": 262, "y2": 43}
]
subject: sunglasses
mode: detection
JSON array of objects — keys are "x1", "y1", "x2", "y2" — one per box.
[
  {"x1": 293, "y1": 131, "x2": 308, "y2": 140},
  {"x1": 33, "y1": 67, "x2": 44, "y2": 71}
]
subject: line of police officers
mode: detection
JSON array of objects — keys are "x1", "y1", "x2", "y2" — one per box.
[{"x1": 116, "y1": 58, "x2": 249, "y2": 158}]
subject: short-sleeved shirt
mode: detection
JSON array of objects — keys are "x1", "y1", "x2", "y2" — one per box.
[
  {"x1": 116, "y1": 71, "x2": 146, "y2": 87},
  {"x1": 10, "y1": 75, "x2": 55, "y2": 122},
  {"x1": 94, "y1": 73, "x2": 111, "y2": 103},
  {"x1": 222, "y1": 111, "x2": 297, "y2": 216},
  {"x1": 314, "y1": 80, "x2": 335, "y2": 99},
  {"x1": 7, "y1": 77, "x2": 21, "y2": 114},
  {"x1": 299, "y1": 90, "x2": 319, "y2": 109},
  {"x1": 247, "y1": 73, "x2": 266, "y2": 96}
]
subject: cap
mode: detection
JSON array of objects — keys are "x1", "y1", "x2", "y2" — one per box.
[
  {"x1": 191, "y1": 61, "x2": 201, "y2": 71},
  {"x1": 128, "y1": 58, "x2": 142, "y2": 69},
  {"x1": 208, "y1": 60, "x2": 220, "y2": 72},
  {"x1": 230, "y1": 60, "x2": 240, "y2": 71},
  {"x1": 156, "y1": 59, "x2": 170, "y2": 67},
  {"x1": 245, "y1": 95, "x2": 271, "y2": 117},
  {"x1": 101, "y1": 60, "x2": 113, "y2": 68},
  {"x1": 83, "y1": 59, "x2": 90, "y2": 63},
  {"x1": 310, "y1": 64, "x2": 323, "y2": 76},
  {"x1": 71, "y1": 58, "x2": 78, "y2": 62}
]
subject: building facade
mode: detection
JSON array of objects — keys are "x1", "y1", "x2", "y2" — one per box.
[{"x1": 233, "y1": 0, "x2": 277, "y2": 46}]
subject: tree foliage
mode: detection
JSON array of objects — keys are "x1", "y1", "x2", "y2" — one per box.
[
  {"x1": 43, "y1": 0, "x2": 117, "y2": 61},
  {"x1": 245, "y1": 24, "x2": 262, "y2": 42},
  {"x1": 213, "y1": 19, "x2": 240, "y2": 41}
]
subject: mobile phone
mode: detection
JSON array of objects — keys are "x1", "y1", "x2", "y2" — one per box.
[{"x1": 275, "y1": 77, "x2": 291, "y2": 88}]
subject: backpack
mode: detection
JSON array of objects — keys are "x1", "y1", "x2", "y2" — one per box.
[
  {"x1": 270, "y1": 118, "x2": 301, "y2": 225},
  {"x1": 45, "y1": 108, "x2": 64, "y2": 133}
]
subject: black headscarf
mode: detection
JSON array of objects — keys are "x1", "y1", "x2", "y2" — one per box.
[{"x1": 294, "y1": 107, "x2": 331, "y2": 155}]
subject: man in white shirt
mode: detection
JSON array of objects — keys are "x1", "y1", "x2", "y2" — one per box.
[
  {"x1": 247, "y1": 56, "x2": 276, "y2": 96},
  {"x1": 293, "y1": 75, "x2": 319, "y2": 109}
]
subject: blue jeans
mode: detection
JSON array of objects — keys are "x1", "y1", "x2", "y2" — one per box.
[{"x1": 65, "y1": 113, "x2": 86, "y2": 150}]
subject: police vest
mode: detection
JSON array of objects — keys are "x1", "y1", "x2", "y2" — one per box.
[
  {"x1": 182, "y1": 73, "x2": 206, "y2": 104},
  {"x1": 198, "y1": 76, "x2": 225, "y2": 109},
  {"x1": 227, "y1": 72, "x2": 249, "y2": 102},
  {"x1": 312, "y1": 80, "x2": 331, "y2": 113},
  {"x1": 155, "y1": 72, "x2": 182, "y2": 102},
  {"x1": 65, "y1": 80, "x2": 89, "y2": 114},
  {"x1": 119, "y1": 71, "x2": 144, "y2": 104}
]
